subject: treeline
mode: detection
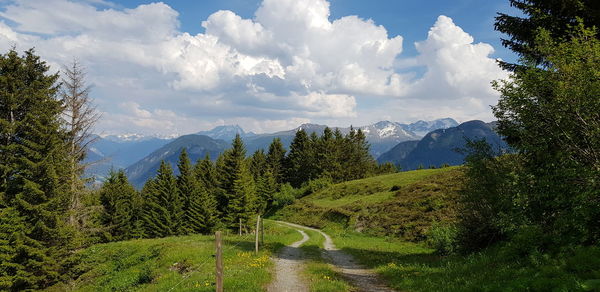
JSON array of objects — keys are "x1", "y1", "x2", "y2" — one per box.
[
  {"x1": 430, "y1": 1, "x2": 600, "y2": 257},
  {"x1": 98, "y1": 128, "x2": 396, "y2": 241}
]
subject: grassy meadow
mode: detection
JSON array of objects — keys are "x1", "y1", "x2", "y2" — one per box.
[
  {"x1": 273, "y1": 167, "x2": 463, "y2": 241},
  {"x1": 49, "y1": 221, "x2": 302, "y2": 292}
]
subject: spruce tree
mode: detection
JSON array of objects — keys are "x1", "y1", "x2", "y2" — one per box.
[
  {"x1": 178, "y1": 150, "x2": 217, "y2": 234},
  {"x1": 141, "y1": 161, "x2": 182, "y2": 237},
  {"x1": 98, "y1": 170, "x2": 137, "y2": 241},
  {"x1": 266, "y1": 138, "x2": 286, "y2": 184},
  {"x1": 249, "y1": 149, "x2": 268, "y2": 180},
  {"x1": 224, "y1": 162, "x2": 256, "y2": 228},
  {"x1": 495, "y1": 0, "x2": 600, "y2": 70},
  {"x1": 217, "y1": 135, "x2": 256, "y2": 228},
  {"x1": 0, "y1": 49, "x2": 72, "y2": 290},
  {"x1": 285, "y1": 129, "x2": 313, "y2": 187}
]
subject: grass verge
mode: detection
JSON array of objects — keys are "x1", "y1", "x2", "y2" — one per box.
[
  {"x1": 50, "y1": 221, "x2": 302, "y2": 292},
  {"x1": 327, "y1": 229, "x2": 600, "y2": 291}
]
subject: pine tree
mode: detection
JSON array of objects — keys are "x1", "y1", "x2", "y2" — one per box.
[
  {"x1": 216, "y1": 135, "x2": 256, "y2": 228},
  {"x1": 266, "y1": 138, "x2": 286, "y2": 184},
  {"x1": 249, "y1": 149, "x2": 268, "y2": 180},
  {"x1": 0, "y1": 49, "x2": 72, "y2": 290},
  {"x1": 98, "y1": 170, "x2": 137, "y2": 241},
  {"x1": 495, "y1": 0, "x2": 600, "y2": 70},
  {"x1": 285, "y1": 129, "x2": 313, "y2": 187},
  {"x1": 224, "y1": 162, "x2": 256, "y2": 228},
  {"x1": 178, "y1": 150, "x2": 218, "y2": 234},
  {"x1": 255, "y1": 169, "x2": 277, "y2": 214},
  {"x1": 141, "y1": 161, "x2": 182, "y2": 237}
]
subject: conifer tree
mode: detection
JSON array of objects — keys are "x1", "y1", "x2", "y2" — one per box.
[
  {"x1": 217, "y1": 135, "x2": 256, "y2": 228},
  {"x1": 266, "y1": 138, "x2": 286, "y2": 184},
  {"x1": 141, "y1": 161, "x2": 182, "y2": 237},
  {"x1": 318, "y1": 127, "x2": 341, "y2": 180},
  {"x1": 255, "y1": 169, "x2": 277, "y2": 214},
  {"x1": 98, "y1": 170, "x2": 137, "y2": 241},
  {"x1": 0, "y1": 49, "x2": 72, "y2": 290},
  {"x1": 224, "y1": 162, "x2": 256, "y2": 227},
  {"x1": 249, "y1": 149, "x2": 268, "y2": 180},
  {"x1": 285, "y1": 129, "x2": 313, "y2": 187},
  {"x1": 178, "y1": 150, "x2": 217, "y2": 234}
]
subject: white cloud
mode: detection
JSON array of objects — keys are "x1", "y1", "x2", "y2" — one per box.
[{"x1": 0, "y1": 0, "x2": 507, "y2": 135}]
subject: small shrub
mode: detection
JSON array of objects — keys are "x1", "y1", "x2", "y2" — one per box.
[
  {"x1": 302, "y1": 177, "x2": 333, "y2": 197},
  {"x1": 272, "y1": 184, "x2": 297, "y2": 208},
  {"x1": 500, "y1": 225, "x2": 545, "y2": 259},
  {"x1": 427, "y1": 223, "x2": 458, "y2": 255}
]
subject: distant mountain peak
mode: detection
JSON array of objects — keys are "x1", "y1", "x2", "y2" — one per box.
[{"x1": 197, "y1": 124, "x2": 252, "y2": 141}]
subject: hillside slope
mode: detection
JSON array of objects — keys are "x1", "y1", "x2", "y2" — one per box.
[{"x1": 273, "y1": 167, "x2": 463, "y2": 241}]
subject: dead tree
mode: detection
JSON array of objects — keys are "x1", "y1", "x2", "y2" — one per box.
[{"x1": 60, "y1": 59, "x2": 101, "y2": 227}]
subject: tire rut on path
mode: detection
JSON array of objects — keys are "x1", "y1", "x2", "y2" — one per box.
[
  {"x1": 267, "y1": 228, "x2": 310, "y2": 292},
  {"x1": 276, "y1": 221, "x2": 395, "y2": 292}
]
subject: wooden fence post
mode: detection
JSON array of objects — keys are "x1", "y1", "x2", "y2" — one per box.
[
  {"x1": 239, "y1": 218, "x2": 242, "y2": 236},
  {"x1": 255, "y1": 215, "x2": 260, "y2": 254},
  {"x1": 215, "y1": 231, "x2": 223, "y2": 292},
  {"x1": 260, "y1": 216, "x2": 264, "y2": 245}
]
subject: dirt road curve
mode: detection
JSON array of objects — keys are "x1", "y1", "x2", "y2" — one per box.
[
  {"x1": 275, "y1": 221, "x2": 395, "y2": 292},
  {"x1": 267, "y1": 229, "x2": 310, "y2": 292}
]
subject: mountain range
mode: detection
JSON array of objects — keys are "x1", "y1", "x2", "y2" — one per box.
[
  {"x1": 86, "y1": 118, "x2": 461, "y2": 186},
  {"x1": 377, "y1": 120, "x2": 509, "y2": 170}
]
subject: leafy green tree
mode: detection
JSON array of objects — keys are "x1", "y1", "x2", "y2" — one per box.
[
  {"x1": 178, "y1": 150, "x2": 218, "y2": 234},
  {"x1": 493, "y1": 26, "x2": 600, "y2": 244},
  {"x1": 495, "y1": 0, "x2": 600, "y2": 70},
  {"x1": 98, "y1": 170, "x2": 137, "y2": 241},
  {"x1": 266, "y1": 138, "x2": 286, "y2": 184},
  {"x1": 0, "y1": 49, "x2": 72, "y2": 290},
  {"x1": 141, "y1": 161, "x2": 182, "y2": 237}
]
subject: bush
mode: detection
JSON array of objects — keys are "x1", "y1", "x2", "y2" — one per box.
[
  {"x1": 427, "y1": 223, "x2": 458, "y2": 255},
  {"x1": 271, "y1": 183, "x2": 297, "y2": 208},
  {"x1": 301, "y1": 177, "x2": 333, "y2": 197}
]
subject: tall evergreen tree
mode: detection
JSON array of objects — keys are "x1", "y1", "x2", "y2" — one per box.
[
  {"x1": 495, "y1": 0, "x2": 600, "y2": 70},
  {"x1": 0, "y1": 49, "x2": 72, "y2": 290},
  {"x1": 249, "y1": 149, "x2": 268, "y2": 180},
  {"x1": 178, "y1": 150, "x2": 217, "y2": 234},
  {"x1": 285, "y1": 129, "x2": 313, "y2": 187},
  {"x1": 266, "y1": 138, "x2": 286, "y2": 184},
  {"x1": 224, "y1": 161, "x2": 256, "y2": 228},
  {"x1": 217, "y1": 135, "x2": 256, "y2": 228},
  {"x1": 98, "y1": 170, "x2": 137, "y2": 241},
  {"x1": 141, "y1": 161, "x2": 182, "y2": 237}
]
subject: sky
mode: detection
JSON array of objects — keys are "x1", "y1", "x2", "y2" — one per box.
[{"x1": 0, "y1": 0, "x2": 518, "y2": 135}]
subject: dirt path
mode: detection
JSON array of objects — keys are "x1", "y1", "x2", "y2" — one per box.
[
  {"x1": 267, "y1": 228, "x2": 310, "y2": 292},
  {"x1": 276, "y1": 221, "x2": 395, "y2": 292}
]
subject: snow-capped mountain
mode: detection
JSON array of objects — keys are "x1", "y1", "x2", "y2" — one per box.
[
  {"x1": 405, "y1": 118, "x2": 459, "y2": 136},
  {"x1": 356, "y1": 121, "x2": 421, "y2": 157},
  {"x1": 101, "y1": 133, "x2": 179, "y2": 143},
  {"x1": 197, "y1": 125, "x2": 256, "y2": 142}
]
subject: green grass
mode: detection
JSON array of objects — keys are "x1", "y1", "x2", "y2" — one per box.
[
  {"x1": 325, "y1": 229, "x2": 600, "y2": 291},
  {"x1": 274, "y1": 167, "x2": 463, "y2": 241},
  {"x1": 50, "y1": 221, "x2": 302, "y2": 292}
]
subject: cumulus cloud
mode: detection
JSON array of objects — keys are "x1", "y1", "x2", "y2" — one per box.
[{"x1": 0, "y1": 0, "x2": 507, "y2": 134}]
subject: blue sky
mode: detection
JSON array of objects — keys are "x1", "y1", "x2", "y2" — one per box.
[
  {"x1": 113, "y1": 0, "x2": 517, "y2": 61},
  {"x1": 0, "y1": 0, "x2": 516, "y2": 135}
]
